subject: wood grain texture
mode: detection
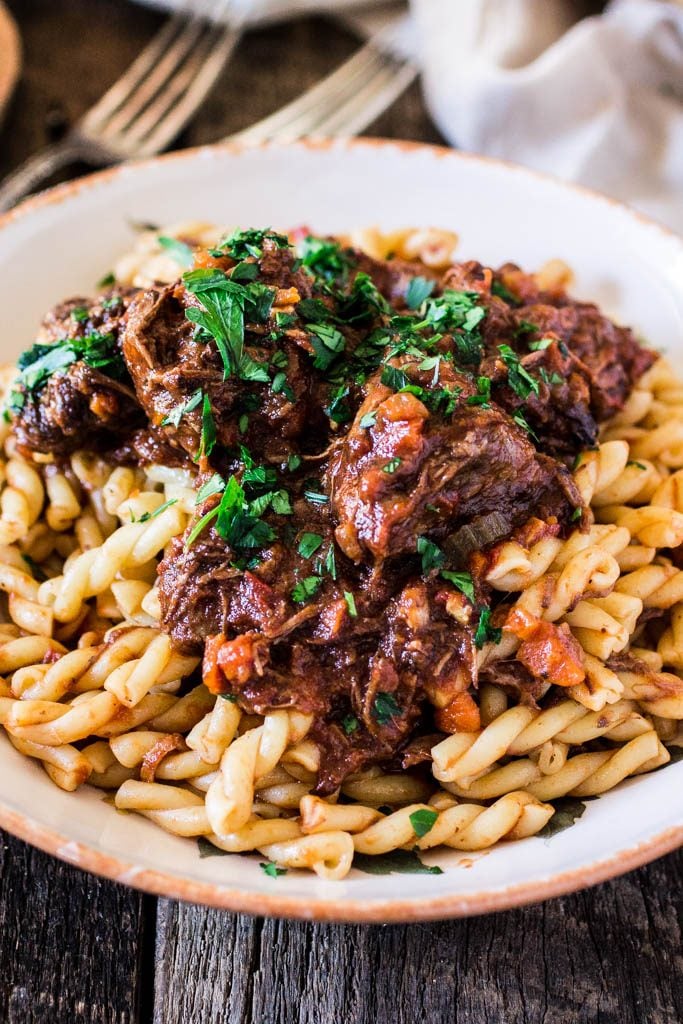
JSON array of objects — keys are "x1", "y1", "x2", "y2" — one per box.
[
  {"x1": 0, "y1": 2, "x2": 681, "y2": 1024},
  {"x1": 153, "y1": 849, "x2": 683, "y2": 1024},
  {"x1": 0, "y1": 832, "x2": 151, "y2": 1024}
]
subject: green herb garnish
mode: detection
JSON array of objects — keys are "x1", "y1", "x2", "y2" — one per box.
[
  {"x1": 440, "y1": 570, "x2": 475, "y2": 602},
  {"x1": 158, "y1": 235, "x2": 194, "y2": 268},
  {"x1": 474, "y1": 607, "x2": 502, "y2": 649},
  {"x1": 373, "y1": 693, "x2": 401, "y2": 725},
  {"x1": 291, "y1": 576, "x2": 323, "y2": 604},
  {"x1": 409, "y1": 808, "x2": 438, "y2": 838}
]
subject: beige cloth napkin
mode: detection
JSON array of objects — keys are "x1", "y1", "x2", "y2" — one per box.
[{"x1": 411, "y1": 0, "x2": 683, "y2": 232}]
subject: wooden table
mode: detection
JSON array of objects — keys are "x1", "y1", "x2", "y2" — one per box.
[{"x1": 0, "y1": 3, "x2": 681, "y2": 1022}]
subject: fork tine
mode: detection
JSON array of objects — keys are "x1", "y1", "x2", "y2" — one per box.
[
  {"x1": 231, "y1": 45, "x2": 390, "y2": 144},
  {"x1": 127, "y1": 24, "x2": 242, "y2": 155},
  {"x1": 310, "y1": 60, "x2": 417, "y2": 137},
  {"x1": 80, "y1": 13, "x2": 189, "y2": 132},
  {"x1": 91, "y1": 18, "x2": 208, "y2": 137}
]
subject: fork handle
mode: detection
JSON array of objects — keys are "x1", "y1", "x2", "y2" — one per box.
[{"x1": 0, "y1": 139, "x2": 92, "y2": 214}]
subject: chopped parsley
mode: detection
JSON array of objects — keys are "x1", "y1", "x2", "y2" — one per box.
[
  {"x1": 300, "y1": 235, "x2": 355, "y2": 285},
  {"x1": 324, "y1": 384, "x2": 351, "y2": 424},
  {"x1": 287, "y1": 453, "x2": 302, "y2": 472},
  {"x1": 511, "y1": 408, "x2": 539, "y2": 441},
  {"x1": 213, "y1": 228, "x2": 290, "y2": 261},
  {"x1": 297, "y1": 532, "x2": 324, "y2": 559},
  {"x1": 185, "y1": 472, "x2": 277, "y2": 551},
  {"x1": 198, "y1": 394, "x2": 217, "y2": 459},
  {"x1": 440, "y1": 570, "x2": 475, "y2": 602},
  {"x1": 539, "y1": 368, "x2": 564, "y2": 387},
  {"x1": 373, "y1": 693, "x2": 401, "y2": 726},
  {"x1": 627, "y1": 461, "x2": 647, "y2": 471},
  {"x1": 498, "y1": 344, "x2": 540, "y2": 400},
  {"x1": 344, "y1": 591, "x2": 357, "y2": 617},
  {"x1": 291, "y1": 576, "x2": 323, "y2": 604},
  {"x1": 308, "y1": 323, "x2": 345, "y2": 371},
  {"x1": 571, "y1": 507, "x2": 583, "y2": 521},
  {"x1": 323, "y1": 544, "x2": 337, "y2": 581},
  {"x1": 474, "y1": 607, "x2": 502, "y2": 649},
  {"x1": 10, "y1": 331, "x2": 127, "y2": 408},
  {"x1": 97, "y1": 271, "x2": 116, "y2": 288},
  {"x1": 71, "y1": 306, "x2": 89, "y2": 323},
  {"x1": 134, "y1": 498, "x2": 178, "y2": 524},
  {"x1": 491, "y1": 279, "x2": 519, "y2": 305},
  {"x1": 157, "y1": 235, "x2": 194, "y2": 268},
  {"x1": 405, "y1": 276, "x2": 435, "y2": 310},
  {"x1": 259, "y1": 861, "x2": 287, "y2": 878},
  {"x1": 182, "y1": 267, "x2": 273, "y2": 383},
  {"x1": 528, "y1": 337, "x2": 554, "y2": 351},
  {"x1": 409, "y1": 808, "x2": 438, "y2": 838},
  {"x1": 196, "y1": 473, "x2": 225, "y2": 504},
  {"x1": 417, "y1": 536, "x2": 444, "y2": 573},
  {"x1": 359, "y1": 410, "x2": 377, "y2": 429},
  {"x1": 382, "y1": 457, "x2": 402, "y2": 474},
  {"x1": 466, "y1": 376, "x2": 491, "y2": 408},
  {"x1": 342, "y1": 714, "x2": 359, "y2": 735},
  {"x1": 161, "y1": 388, "x2": 203, "y2": 428}
]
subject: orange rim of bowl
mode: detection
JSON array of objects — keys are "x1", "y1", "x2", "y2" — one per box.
[{"x1": 0, "y1": 137, "x2": 681, "y2": 922}]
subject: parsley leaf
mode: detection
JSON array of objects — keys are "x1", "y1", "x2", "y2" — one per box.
[
  {"x1": 157, "y1": 235, "x2": 194, "y2": 268},
  {"x1": 498, "y1": 344, "x2": 540, "y2": 400},
  {"x1": 136, "y1": 498, "x2": 178, "y2": 523},
  {"x1": 359, "y1": 410, "x2": 377, "y2": 429},
  {"x1": 198, "y1": 394, "x2": 217, "y2": 459},
  {"x1": 183, "y1": 267, "x2": 273, "y2": 383},
  {"x1": 383, "y1": 457, "x2": 402, "y2": 474},
  {"x1": 417, "y1": 536, "x2": 444, "y2": 573},
  {"x1": 308, "y1": 323, "x2": 345, "y2": 370},
  {"x1": 300, "y1": 236, "x2": 355, "y2": 285},
  {"x1": 528, "y1": 337, "x2": 554, "y2": 351},
  {"x1": 161, "y1": 388, "x2": 203, "y2": 428},
  {"x1": 466, "y1": 376, "x2": 491, "y2": 408},
  {"x1": 291, "y1": 576, "x2": 323, "y2": 603},
  {"x1": 474, "y1": 608, "x2": 502, "y2": 649},
  {"x1": 373, "y1": 693, "x2": 401, "y2": 725},
  {"x1": 195, "y1": 473, "x2": 225, "y2": 504},
  {"x1": 344, "y1": 591, "x2": 357, "y2": 617},
  {"x1": 405, "y1": 276, "x2": 435, "y2": 310},
  {"x1": 298, "y1": 532, "x2": 324, "y2": 558},
  {"x1": 409, "y1": 808, "x2": 438, "y2": 838},
  {"x1": 259, "y1": 860, "x2": 287, "y2": 878},
  {"x1": 342, "y1": 714, "x2": 359, "y2": 735},
  {"x1": 214, "y1": 228, "x2": 290, "y2": 260},
  {"x1": 440, "y1": 570, "x2": 475, "y2": 602}
]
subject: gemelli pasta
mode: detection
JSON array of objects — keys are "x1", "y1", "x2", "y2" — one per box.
[{"x1": 0, "y1": 222, "x2": 680, "y2": 880}]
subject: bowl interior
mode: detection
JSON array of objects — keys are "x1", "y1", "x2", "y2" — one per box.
[{"x1": 0, "y1": 140, "x2": 681, "y2": 921}]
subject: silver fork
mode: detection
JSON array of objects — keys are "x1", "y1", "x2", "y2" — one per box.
[
  {"x1": 0, "y1": 0, "x2": 243, "y2": 212},
  {"x1": 227, "y1": 12, "x2": 417, "y2": 144}
]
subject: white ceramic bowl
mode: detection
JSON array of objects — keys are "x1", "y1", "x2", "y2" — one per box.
[{"x1": 0, "y1": 139, "x2": 681, "y2": 922}]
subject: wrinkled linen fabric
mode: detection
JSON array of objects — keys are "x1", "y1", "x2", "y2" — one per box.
[{"x1": 411, "y1": 0, "x2": 683, "y2": 232}]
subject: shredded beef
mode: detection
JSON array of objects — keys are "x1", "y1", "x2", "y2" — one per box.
[{"x1": 11, "y1": 230, "x2": 657, "y2": 790}]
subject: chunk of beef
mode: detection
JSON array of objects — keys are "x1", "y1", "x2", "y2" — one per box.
[
  {"x1": 122, "y1": 246, "x2": 327, "y2": 467},
  {"x1": 513, "y1": 301, "x2": 656, "y2": 421},
  {"x1": 12, "y1": 289, "x2": 145, "y2": 457},
  {"x1": 327, "y1": 367, "x2": 581, "y2": 564},
  {"x1": 482, "y1": 338, "x2": 598, "y2": 454},
  {"x1": 200, "y1": 575, "x2": 475, "y2": 792}
]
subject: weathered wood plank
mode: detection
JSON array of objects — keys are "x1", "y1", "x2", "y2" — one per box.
[
  {"x1": 0, "y1": 832, "x2": 151, "y2": 1024},
  {"x1": 152, "y1": 849, "x2": 682, "y2": 1024}
]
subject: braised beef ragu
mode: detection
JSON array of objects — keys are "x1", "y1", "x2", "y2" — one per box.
[
  {"x1": 11, "y1": 288, "x2": 146, "y2": 457},
  {"x1": 7, "y1": 228, "x2": 657, "y2": 792}
]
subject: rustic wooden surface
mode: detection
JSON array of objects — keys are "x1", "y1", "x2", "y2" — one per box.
[{"x1": 0, "y1": 3, "x2": 681, "y2": 1023}]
